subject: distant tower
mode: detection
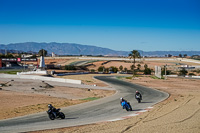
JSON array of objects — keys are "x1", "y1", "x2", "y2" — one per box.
[
  {"x1": 52, "y1": 52, "x2": 55, "y2": 57},
  {"x1": 5, "y1": 46, "x2": 7, "y2": 56},
  {"x1": 155, "y1": 66, "x2": 161, "y2": 79},
  {"x1": 39, "y1": 56, "x2": 45, "y2": 69}
]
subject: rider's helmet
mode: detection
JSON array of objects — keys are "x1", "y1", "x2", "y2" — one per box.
[
  {"x1": 48, "y1": 104, "x2": 53, "y2": 108},
  {"x1": 136, "y1": 91, "x2": 138, "y2": 93},
  {"x1": 120, "y1": 97, "x2": 124, "y2": 101}
]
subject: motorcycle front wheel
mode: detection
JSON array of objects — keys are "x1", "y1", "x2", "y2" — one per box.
[{"x1": 49, "y1": 113, "x2": 55, "y2": 120}]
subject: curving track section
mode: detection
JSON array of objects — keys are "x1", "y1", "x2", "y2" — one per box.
[{"x1": 0, "y1": 76, "x2": 168, "y2": 133}]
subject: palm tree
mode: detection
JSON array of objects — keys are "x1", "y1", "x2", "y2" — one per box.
[
  {"x1": 144, "y1": 64, "x2": 148, "y2": 69},
  {"x1": 129, "y1": 50, "x2": 141, "y2": 76},
  {"x1": 130, "y1": 65, "x2": 135, "y2": 71},
  {"x1": 124, "y1": 67, "x2": 128, "y2": 73},
  {"x1": 137, "y1": 64, "x2": 141, "y2": 70},
  {"x1": 119, "y1": 65, "x2": 123, "y2": 72},
  {"x1": 38, "y1": 49, "x2": 47, "y2": 56}
]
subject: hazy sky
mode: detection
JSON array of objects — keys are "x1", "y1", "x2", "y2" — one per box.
[{"x1": 0, "y1": 0, "x2": 199, "y2": 51}]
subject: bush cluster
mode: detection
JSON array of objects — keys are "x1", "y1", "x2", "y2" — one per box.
[{"x1": 65, "y1": 65, "x2": 76, "y2": 70}]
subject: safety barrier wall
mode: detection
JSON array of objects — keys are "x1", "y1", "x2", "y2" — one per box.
[
  {"x1": 17, "y1": 71, "x2": 48, "y2": 75},
  {"x1": 166, "y1": 75, "x2": 200, "y2": 78},
  {"x1": 0, "y1": 74, "x2": 82, "y2": 84},
  {"x1": 185, "y1": 75, "x2": 200, "y2": 78},
  {"x1": 166, "y1": 75, "x2": 178, "y2": 77}
]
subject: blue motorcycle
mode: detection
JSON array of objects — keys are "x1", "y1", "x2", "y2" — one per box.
[{"x1": 121, "y1": 101, "x2": 132, "y2": 111}]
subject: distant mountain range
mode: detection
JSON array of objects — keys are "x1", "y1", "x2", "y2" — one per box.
[
  {"x1": 0, "y1": 42, "x2": 128, "y2": 56},
  {"x1": 0, "y1": 42, "x2": 200, "y2": 57}
]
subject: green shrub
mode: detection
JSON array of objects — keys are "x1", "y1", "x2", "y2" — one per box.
[
  {"x1": 161, "y1": 69, "x2": 171, "y2": 76},
  {"x1": 188, "y1": 73, "x2": 196, "y2": 76},
  {"x1": 178, "y1": 68, "x2": 188, "y2": 76},
  {"x1": 65, "y1": 65, "x2": 76, "y2": 70},
  {"x1": 98, "y1": 66, "x2": 105, "y2": 72},
  {"x1": 109, "y1": 66, "x2": 118, "y2": 73},
  {"x1": 90, "y1": 69, "x2": 95, "y2": 72},
  {"x1": 144, "y1": 68, "x2": 151, "y2": 75}
]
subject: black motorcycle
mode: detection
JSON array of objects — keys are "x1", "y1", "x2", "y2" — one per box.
[
  {"x1": 47, "y1": 108, "x2": 65, "y2": 120},
  {"x1": 135, "y1": 95, "x2": 142, "y2": 103}
]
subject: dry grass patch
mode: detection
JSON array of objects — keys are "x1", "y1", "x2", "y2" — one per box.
[
  {"x1": 0, "y1": 90, "x2": 86, "y2": 120},
  {"x1": 30, "y1": 76, "x2": 200, "y2": 133}
]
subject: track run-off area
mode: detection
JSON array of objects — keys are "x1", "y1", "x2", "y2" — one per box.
[{"x1": 0, "y1": 76, "x2": 169, "y2": 133}]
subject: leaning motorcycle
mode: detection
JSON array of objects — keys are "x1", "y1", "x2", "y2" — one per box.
[
  {"x1": 121, "y1": 101, "x2": 132, "y2": 111},
  {"x1": 47, "y1": 108, "x2": 65, "y2": 120}
]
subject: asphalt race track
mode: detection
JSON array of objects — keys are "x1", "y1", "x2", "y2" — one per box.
[{"x1": 0, "y1": 76, "x2": 169, "y2": 133}]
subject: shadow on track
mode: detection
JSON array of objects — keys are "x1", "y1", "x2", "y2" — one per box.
[
  {"x1": 140, "y1": 102, "x2": 153, "y2": 103},
  {"x1": 132, "y1": 109, "x2": 143, "y2": 111},
  {"x1": 65, "y1": 117, "x2": 79, "y2": 120}
]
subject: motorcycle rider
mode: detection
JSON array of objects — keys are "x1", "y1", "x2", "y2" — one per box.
[
  {"x1": 120, "y1": 97, "x2": 132, "y2": 111},
  {"x1": 135, "y1": 91, "x2": 142, "y2": 100},
  {"x1": 48, "y1": 104, "x2": 59, "y2": 115},
  {"x1": 120, "y1": 97, "x2": 127, "y2": 104},
  {"x1": 120, "y1": 97, "x2": 126, "y2": 109}
]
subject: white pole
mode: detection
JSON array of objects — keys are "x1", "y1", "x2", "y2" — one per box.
[{"x1": 165, "y1": 64, "x2": 167, "y2": 80}]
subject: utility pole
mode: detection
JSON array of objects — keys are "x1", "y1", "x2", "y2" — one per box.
[
  {"x1": 23, "y1": 55, "x2": 26, "y2": 71},
  {"x1": 43, "y1": 49, "x2": 44, "y2": 70},
  {"x1": 24, "y1": 57, "x2": 26, "y2": 71},
  {"x1": 165, "y1": 64, "x2": 167, "y2": 80},
  {"x1": 22, "y1": 54, "x2": 25, "y2": 71}
]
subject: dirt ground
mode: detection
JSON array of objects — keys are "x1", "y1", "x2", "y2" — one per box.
[
  {"x1": 1, "y1": 58, "x2": 200, "y2": 133},
  {"x1": 86, "y1": 60, "x2": 200, "y2": 75},
  {"x1": 57, "y1": 74, "x2": 111, "y2": 87},
  {"x1": 0, "y1": 79, "x2": 115, "y2": 120},
  {"x1": 30, "y1": 75, "x2": 200, "y2": 133},
  {"x1": 26, "y1": 57, "x2": 200, "y2": 76},
  {"x1": 87, "y1": 60, "x2": 177, "y2": 70}
]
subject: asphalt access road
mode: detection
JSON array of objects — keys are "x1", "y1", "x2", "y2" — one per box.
[{"x1": 0, "y1": 76, "x2": 169, "y2": 133}]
